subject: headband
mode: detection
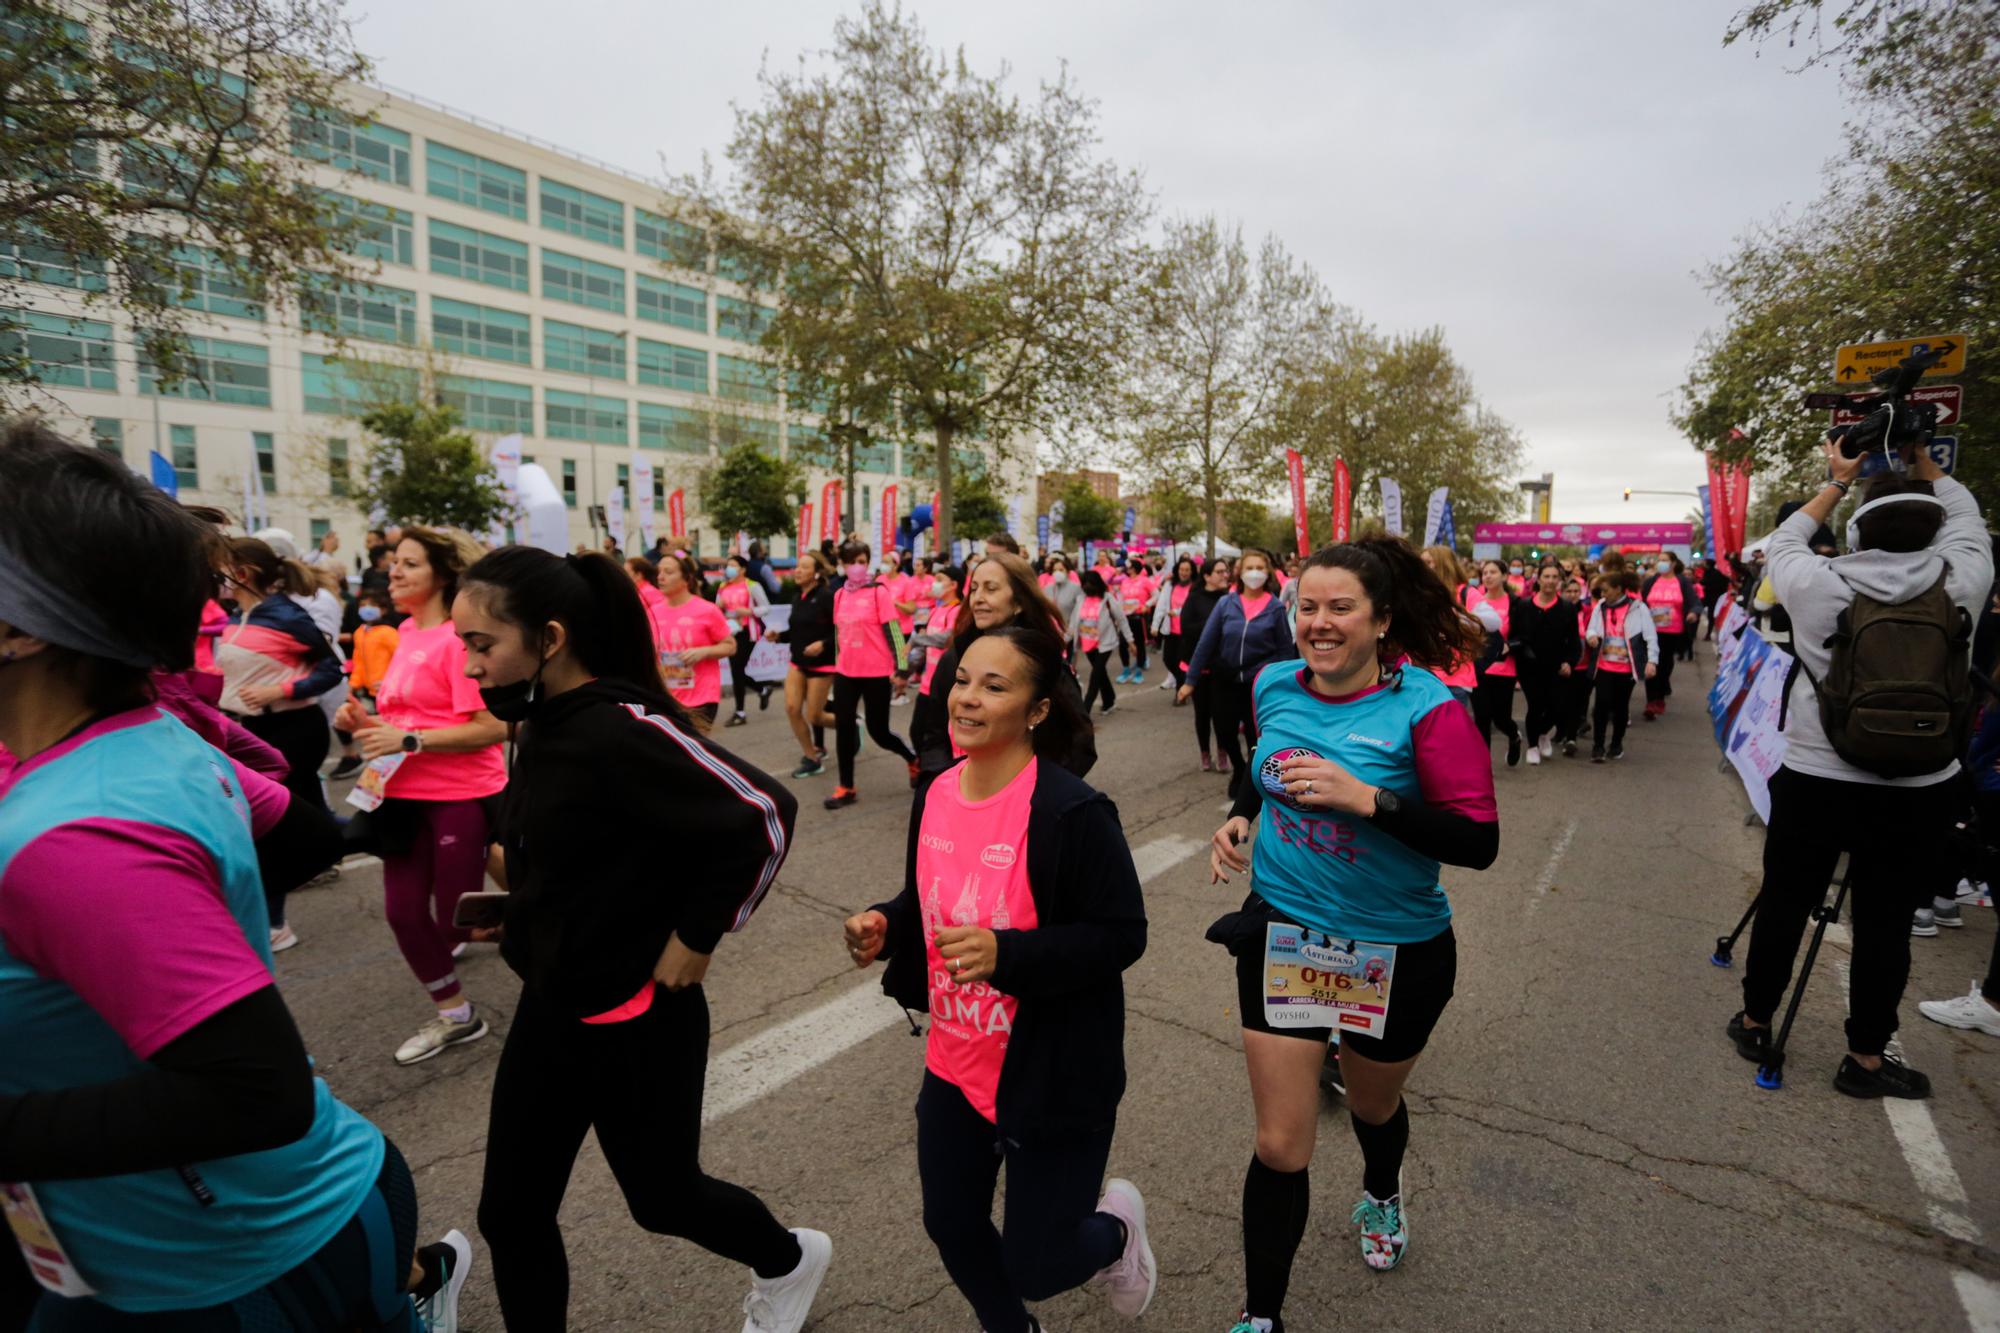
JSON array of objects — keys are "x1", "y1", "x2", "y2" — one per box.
[
  {"x1": 1844, "y1": 492, "x2": 1946, "y2": 553},
  {"x1": 0, "y1": 541, "x2": 158, "y2": 668}
]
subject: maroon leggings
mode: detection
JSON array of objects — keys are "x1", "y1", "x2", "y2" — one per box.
[{"x1": 382, "y1": 798, "x2": 489, "y2": 1006}]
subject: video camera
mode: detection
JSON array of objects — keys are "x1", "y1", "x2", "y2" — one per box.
[{"x1": 1804, "y1": 345, "x2": 1946, "y2": 461}]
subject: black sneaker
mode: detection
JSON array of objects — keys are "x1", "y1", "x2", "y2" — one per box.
[
  {"x1": 759, "y1": 685, "x2": 774, "y2": 711},
  {"x1": 1506, "y1": 735, "x2": 1523, "y2": 767},
  {"x1": 1590, "y1": 748, "x2": 1606, "y2": 764},
  {"x1": 1726, "y1": 1011, "x2": 1770, "y2": 1063},
  {"x1": 791, "y1": 756, "x2": 826, "y2": 778},
  {"x1": 1834, "y1": 1054, "x2": 1931, "y2": 1100},
  {"x1": 726, "y1": 712, "x2": 748, "y2": 728},
  {"x1": 1562, "y1": 739, "x2": 1576, "y2": 757},
  {"x1": 328, "y1": 754, "x2": 364, "y2": 780},
  {"x1": 1607, "y1": 743, "x2": 1625, "y2": 761}
]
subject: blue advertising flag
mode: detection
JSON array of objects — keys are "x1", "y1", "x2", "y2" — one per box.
[
  {"x1": 1037, "y1": 513, "x2": 1051, "y2": 551},
  {"x1": 1698, "y1": 484, "x2": 1717, "y2": 556},
  {"x1": 1123, "y1": 505, "x2": 1137, "y2": 535},
  {"x1": 149, "y1": 450, "x2": 178, "y2": 497},
  {"x1": 1436, "y1": 498, "x2": 1456, "y2": 549}
]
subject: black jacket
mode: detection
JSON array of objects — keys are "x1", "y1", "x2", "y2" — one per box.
[
  {"x1": 1177, "y1": 585, "x2": 1223, "y2": 658},
  {"x1": 498, "y1": 678, "x2": 799, "y2": 1018},
  {"x1": 911, "y1": 633, "x2": 1097, "y2": 779},
  {"x1": 870, "y1": 761, "x2": 1146, "y2": 1139},
  {"x1": 1512, "y1": 594, "x2": 1581, "y2": 672},
  {"x1": 780, "y1": 582, "x2": 836, "y2": 670}
]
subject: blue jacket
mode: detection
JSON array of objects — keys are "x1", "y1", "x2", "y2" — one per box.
[{"x1": 1186, "y1": 589, "x2": 1297, "y2": 685}]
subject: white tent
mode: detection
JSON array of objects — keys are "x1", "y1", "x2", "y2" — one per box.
[
  {"x1": 1161, "y1": 535, "x2": 1241, "y2": 562},
  {"x1": 515, "y1": 463, "x2": 571, "y2": 555}
]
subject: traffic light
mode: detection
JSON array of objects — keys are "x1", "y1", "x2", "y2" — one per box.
[{"x1": 1622, "y1": 487, "x2": 1632, "y2": 502}]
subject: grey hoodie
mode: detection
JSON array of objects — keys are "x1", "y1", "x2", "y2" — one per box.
[{"x1": 1770, "y1": 475, "x2": 1991, "y2": 787}]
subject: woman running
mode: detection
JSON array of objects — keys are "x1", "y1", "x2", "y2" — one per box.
[
  {"x1": 824, "y1": 540, "x2": 918, "y2": 811},
  {"x1": 777, "y1": 551, "x2": 837, "y2": 778},
  {"x1": 216, "y1": 537, "x2": 342, "y2": 816},
  {"x1": 1154, "y1": 555, "x2": 1199, "y2": 698},
  {"x1": 1418, "y1": 547, "x2": 1477, "y2": 714},
  {"x1": 1117, "y1": 558, "x2": 1155, "y2": 685},
  {"x1": 650, "y1": 552, "x2": 734, "y2": 725},
  {"x1": 1043, "y1": 552, "x2": 1082, "y2": 630},
  {"x1": 1179, "y1": 558, "x2": 1231, "y2": 770},
  {"x1": 843, "y1": 625, "x2": 1154, "y2": 1333},
  {"x1": 1556, "y1": 575, "x2": 1596, "y2": 756},
  {"x1": 1583, "y1": 569, "x2": 1658, "y2": 761},
  {"x1": 1640, "y1": 555, "x2": 1697, "y2": 720},
  {"x1": 453, "y1": 546, "x2": 829, "y2": 1333},
  {"x1": 1181, "y1": 548, "x2": 1296, "y2": 797},
  {"x1": 335, "y1": 527, "x2": 507, "y2": 1067},
  {"x1": 1514, "y1": 561, "x2": 1581, "y2": 765},
  {"x1": 1463, "y1": 559, "x2": 1525, "y2": 767},
  {"x1": 1204, "y1": 537, "x2": 1499, "y2": 1329},
  {"x1": 912, "y1": 553, "x2": 1094, "y2": 788},
  {"x1": 1072, "y1": 569, "x2": 1136, "y2": 717},
  {"x1": 0, "y1": 424, "x2": 470, "y2": 1331},
  {"x1": 718, "y1": 554, "x2": 773, "y2": 727},
  {"x1": 892, "y1": 556, "x2": 935, "y2": 703}
]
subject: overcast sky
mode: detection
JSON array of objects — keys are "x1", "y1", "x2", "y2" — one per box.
[{"x1": 351, "y1": 0, "x2": 1847, "y2": 523}]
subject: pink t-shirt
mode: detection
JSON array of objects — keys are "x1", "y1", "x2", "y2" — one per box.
[
  {"x1": 718, "y1": 580, "x2": 761, "y2": 641},
  {"x1": 637, "y1": 580, "x2": 673, "y2": 650},
  {"x1": 1122, "y1": 574, "x2": 1156, "y2": 615},
  {"x1": 1646, "y1": 575, "x2": 1685, "y2": 635},
  {"x1": 193, "y1": 599, "x2": 227, "y2": 674},
  {"x1": 921, "y1": 602, "x2": 960, "y2": 695},
  {"x1": 1238, "y1": 590, "x2": 1274, "y2": 623},
  {"x1": 920, "y1": 757, "x2": 1041, "y2": 1122},
  {"x1": 374, "y1": 621, "x2": 507, "y2": 801},
  {"x1": 1597, "y1": 601, "x2": 1637, "y2": 676},
  {"x1": 1078, "y1": 595, "x2": 1104, "y2": 653},
  {"x1": 656, "y1": 595, "x2": 732, "y2": 707},
  {"x1": 1467, "y1": 588, "x2": 1516, "y2": 679},
  {"x1": 898, "y1": 573, "x2": 933, "y2": 637},
  {"x1": 1167, "y1": 582, "x2": 1191, "y2": 634},
  {"x1": 835, "y1": 581, "x2": 899, "y2": 679}
]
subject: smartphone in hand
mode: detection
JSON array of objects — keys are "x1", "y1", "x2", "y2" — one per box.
[{"x1": 452, "y1": 890, "x2": 510, "y2": 931}]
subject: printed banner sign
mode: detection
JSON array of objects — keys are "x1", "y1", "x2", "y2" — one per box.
[
  {"x1": 1707, "y1": 597, "x2": 1788, "y2": 822},
  {"x1": 820, "y1": 480, "x2": 843, "y2": 543},
  {"x1": 606, "y1": 484, "x2": 627, "y2": 549},
  {"x1": 1698, "y1": 484, "x2": 1717, "y2": 556},
  {"x1": 1422, "y1": 487, "x2": 1450, "y2": 548},
  {"x1": 1037, "y1": 513, "x2": 1051, "y2": 553},
  {"x1": 1285, "y1": 449, "x2": 1309, "y2": 554},
  {"x1": 668, "y1": 488, "x2": 687, "y2": 541},
  {"x1": 798, "y1": 503, "x2": 813, "y2": 553},
  {"x1": 1437, "y1": 498, "x2": 1456, "y2": 550},
  {"x1": 1472, "y1": 522, "x2": 1694, "y2": 545},
  {"x1": 1378, "y1": 477, "x2": 1404, "y2": 538},
  {"x1": 1332, "y1": 458, "x2": 1352, "y2": 543},
  {"x1": 720, "y1": 604, "x2": 793, "y2": 688},
  {"x1": 633, "y1": 456, "x2": 656, "y2": 549},
  {"x1": 880, "y1": 483, "x2": 899, "y2": 557}
]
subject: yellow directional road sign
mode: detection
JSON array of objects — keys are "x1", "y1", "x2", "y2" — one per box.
[{"x1": 1833, "y1": 334, "x2": 1967, "y2": 384}]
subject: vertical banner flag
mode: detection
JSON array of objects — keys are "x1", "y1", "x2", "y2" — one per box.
[
  {"x1": 1698, "y1": 484, "x2": 1717, "y2": 557},
  {"x1": 1332, "y1": 457, "x2": 1353, "y2": 543},
  {"x1": 797, "y1": 503, "x2": 813, "y2": 554},
  {"x1": 1705, "y1": 451, "x2": 1733, "y2": 560},
  {"x1": 1378, "y1": 477, "x2": 1405, "y2": 538},
  {"x1": 1124, "y1": 505, "x2": 1138, "y2": 539},
  {"x1": 606, "y1": 485, "x2": 627, "y2": 550},
  {"x1": 820, "y1": 480, "x2": 842, "y2": 543},
  {"x1": 1437, "y1": 498, "x2": 1457, "y2": 549},
  {"x1": 150, "y1": 450, "x2": 178, "y2": 497},
  {"x1": 1725, "y1": 460, "x2": 1752, "y2": 556},
  {"x1": 489, "y1": 434, "x2": 524, "y2": 546},
  {"x1": 1008, "y1": 498, "x2": 1022, "y2": 537},
  {"x1": 1422, "y1": 487, "x2": 1450, "y2": 548},
  {"x1": 668, "y1": 488, "x2": 687, "y2": 541},
  {"x1": 734, "y1": 530, "x2": 749, "y2": 557},
  {"x1": 1285, "y1": 449, "x2": 1310, "y2": 554},
  {"x1": 879, "y1": 483, "x2": 899, "y2": 558},
  {"x1": 1037, "y1": 513, "x2": 1051, "y2": 553},
  {"x1": 633, "y1": 456, "x2": 656, "y2": 549},
  {"x1": 1048, "y1": 499, "x2": 1066, "y2": 552}
]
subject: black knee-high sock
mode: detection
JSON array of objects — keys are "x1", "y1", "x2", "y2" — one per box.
[
  {"x1": 1242, "y1": 1154, "x2": 1309, "y2": 1320},
  {"x1": 1351, "y1": 1100, "x2": 1410, "y2": 1199}
]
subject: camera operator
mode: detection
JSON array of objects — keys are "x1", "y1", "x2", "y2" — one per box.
[{"x1": 1727, "y1": 440, "x2": 1991, "y2": 1099}]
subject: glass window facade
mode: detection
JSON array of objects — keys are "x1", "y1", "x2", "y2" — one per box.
[
  {"x1": 4, "y1": 310, "x2": 116, "y2": 390},
  {"x1": 133, "y1": 243, "x2": 262, "y2": 321},
  {"x1": 561, "y1": 458, "x2": 577, "y2": 507},
  {"x1": 543, "y1": 249, "x2": 625, "y2": 313},
  {"x1": 636, "y1": 338, "x2": 707, "y2": 394},
  {"x1": 716, "y1": 354, "x2": 777, "y2": 403},
  {"x1": 290, "y1": 103, "x2": 410, "y2": 185},
  {"x1": 253, "y1": 430, "x2": 276, "y2": 486},
  {"x1": 544, "y1": 319, "x2": 625, "y2": 379},
  {"x1": 91, "y1": 417, "x2": 123, "y2": 458},
  {"x1": 432, "y1": 297, "x2": 531, "y2": 365},
  {"x1": 638, "y1": 402, "x2": 709, "y2": 454},
  {"x1": 635, "y1": 274, "x2": 705, "y2": 332},
  {"x1": 170, "y1": 424, "x2": 198, "y2": 489},
  {"x1": 319, "y1": 190, "x2": 413, "y2": 267},
  {"x1": 425, "y1": 142, "x2": 527, "y2": 219},
  {"x1": 140, "y1": 336, "x2": 271, "y2": 406},
  {"x1": 428, "y1": 220, "x2": 530, "y2": 292},
  {"x1": 327, "y1": 435, "x2": 350, "y2": 497},
  {"x1": 301, "y1": 352, "x2": 388, "y2": 417},
  {"x1": 546, "y1": 389, "x2": 627, "y2": 444},
  {"x1": 0, "y1": 230, "x2": 108, "y2": 290},
  {"x1": 541, "y1": 179, "x2": 623, "y2": 248},
  {"x1": 302, "y1": 274, "x2": 416, "y2": 344},
  {"x1": 715, "y1": 295, "x2": 771, "y2": 343},
  {"x1": 634, "y1": 209, "x2": 701, "y2": 266},
  {"x1": 438, "y1": 375, "x2": 534, "y2": 434},
  {"x1": 719, "y1": 414, "x2": 781, "y2": 453}
]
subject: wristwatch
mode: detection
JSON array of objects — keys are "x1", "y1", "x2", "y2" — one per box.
[
  {"x1": 400, "y1": 730, "x2": 425, "y2": 754},
  {"x1": 1372, "y1": 787, "x2": 1401, "y2": 819}
]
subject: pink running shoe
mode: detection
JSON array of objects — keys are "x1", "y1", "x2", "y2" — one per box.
[{"x1": 1091, "y1": 1178, "x2": 1157, "y2": 1317}]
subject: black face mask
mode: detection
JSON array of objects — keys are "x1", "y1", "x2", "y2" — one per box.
[{"x1": 479, "y1": 645, "x2": 547, "y2": 724}]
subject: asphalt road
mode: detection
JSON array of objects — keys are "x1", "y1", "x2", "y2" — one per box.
[{"x1": 283, "y1": 645, "x2": 2000, "y2": 1332}]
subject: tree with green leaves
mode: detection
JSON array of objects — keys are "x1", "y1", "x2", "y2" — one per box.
[
  {"x1": 701, "y1": 441, "x2": 806, "y2": 544},
  {"x1": 1144, "y1": 476, "x2": 1204, "y2": 547},
  {"x1": 679, "y1": 1, "x2": 1149, "y2": 554},
  {"x1": 943, "y1": 465, "x2": 1009, "y2": 542},
  {"x1": 1119, "y1": 215, "x2": 1331, "y2": 556},
  {"x1": 1220, "y1": 498, "x2": 1291, "y2": 556},
  {"x1": 351, "y1": 398, "x2": 509, "y2": 532},
  {"x1": 0, "y1": 0, "x2": 372, "y2": 404},
  {"x1": 1053, "y1": 480, "x2": 1122, "y2": 548},
  {"x1": 1676, "y1": 0, "x2": 1997, "y2": 520}
]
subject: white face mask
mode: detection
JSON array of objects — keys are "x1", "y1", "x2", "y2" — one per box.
[
  {"x1": 932, "y1": 578, "x2": 951, "y2": 599},
  {"x1": 1051, "y1": 570, "x2": 1068, "y2": 583},
  {"x1": 1241, "y1": 569, "x2": 1269, "y2": 590}
]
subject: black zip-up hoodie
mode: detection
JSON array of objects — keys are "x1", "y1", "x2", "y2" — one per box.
[
  {"x1": 497, "y1": 678, "x2": 798, "y2": 1018},
  {"x1": 869, "y1": 761, "x2": 1145, "y2": 1139}
]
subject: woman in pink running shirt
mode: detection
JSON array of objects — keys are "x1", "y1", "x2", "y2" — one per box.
[
  {"x1": 1463, "y1": 559, "x2": 1527, "y2": 767},
  {"x1": 651, "y1": 552, "x2": 734, "y2": 725},
  {"x1": 843, "y1": 625, "x2": 1154, "y2": 1333},
  {"x1": 335, "y1": 526, "x2": 507, "y2": 1067},
  {"x1": 717, "y1": 555, "x2": 773, "y2": 727},
  {"x1": 823, "y1": 540, "x2": 917, "y2": 811}
]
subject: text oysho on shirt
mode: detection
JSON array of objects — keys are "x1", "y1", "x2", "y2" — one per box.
[{"x1": 919, "y1": 757, "x2": 1040, "y2": 1122}]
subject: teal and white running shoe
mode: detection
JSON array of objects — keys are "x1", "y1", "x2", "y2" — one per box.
[{"x1": 1352, "y1": 1188, "x2": 1408, "y2": 1271}]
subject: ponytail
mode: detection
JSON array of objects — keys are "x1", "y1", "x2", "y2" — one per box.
[
  {"x1": 1303, "y1": 533, "x2": 1485, "y2": 670},
  {"x1": 462, "y1": 546, "x2": 700, "y2": 727},
  {"x1": 227, "y1": 537, "x2": 315, "y2": 598}
]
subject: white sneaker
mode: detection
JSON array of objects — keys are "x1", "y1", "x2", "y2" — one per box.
[
  {"x1": 1525, "y1": 746, "x2": 1541, "y2": 766},
  {"x1": 1919, "y1": 983, "x2": 2000, "y2": 1036},
  {"x1": 1158, "y1": 678, "x2": 1173, "y2": 690},
  {"x1": 269, "y1": 924, "x2": 299, "y2": 953},
  {"x1": 394, "y1": 1008, "x2": 489, "y2": 1066},
  {"x1": 1954, "y1": 878, "x2": 1992, "y2": 907},
  {"x1": 414, "y1": 1229, "x2": 472, "y2": 1332},
  {"x1": 451, "y1": 941, "x2": 468, "y2": 959},
  {"x1": 1091, "y1": 1178, "x2": 1157, "y2": 1317},
  {"x1": 741, "y1": 1227, "x2": 831, "y2": 1333},
  {"x1": 1538, "y1": 737, "x2": 1554, "y2": 759},
  {"x1": 1912, "y1": 909, "x2": 1939, "y2": 938}
]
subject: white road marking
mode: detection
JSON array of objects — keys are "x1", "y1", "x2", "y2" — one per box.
[
  {"x1": 1524, "y1": 817, "x2": 1578, "y2": 918},
  {"x1": 341, "y1": 854, "x2": 381, "y2": 870},
  {"x1": 1954, "y1": 1273, "x2": 2000, "y2": 1333},
  {"x1": 702, "y1": 833, "x2": 1209, "y2": 1125}
]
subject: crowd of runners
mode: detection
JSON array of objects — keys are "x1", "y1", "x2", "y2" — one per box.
[{"x1": 1, "y1": 417, "x2": 1992, "y2": 1332}]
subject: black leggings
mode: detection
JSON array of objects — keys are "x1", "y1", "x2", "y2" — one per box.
[
  {"x1": 1123, "y1": 615, "x2": 1148, "y2": 669},
  {"x1": 1592, "y1": 673, "x2": 1636, "y2": 749},
  {"x1": 916, "y1": 1072, "x2": 1121, "y2": 1333},
  {"x1": 1193, "y1": 672, "x2": 1219, "y2": 754},
  {"x1": 1162, "y1": 632, "x2": 1186, "y2": 688},
  {"x1": 1646, "y1": 633, "x2": 1682, "y2": 703},
  {"x1": 833, "y1": 674, "x2": 914, "y2": 787},
  {"x1": 1558, "y1": 668, "x2": 1594, "y2": 744},
  {"x1": 729, "y1": 629, "x2": 757, "y2": 713},
  {"x1": 242, "y1": 706, "x2": 332, "y2": 816},
  {"x1": 1471, "y1": 671, "x2": 1519, "y2": 746},
  {"x1": 478, "y1": 984, "x2": 801, "y2": 1330},
  {"x1": 1519, "y1": 664, "x2": 1563, "y2": 744},
  {"x1": 1083, "y1": 649, "x2": 1116, "y2": 712},
  {"x1": 1215, "y1": 678, "x2": 1259, "y2": 796}
]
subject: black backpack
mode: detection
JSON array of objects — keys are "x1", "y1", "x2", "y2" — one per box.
[{"x1": 1787, "y1": 572, "x2": 1973, "y2": 777}]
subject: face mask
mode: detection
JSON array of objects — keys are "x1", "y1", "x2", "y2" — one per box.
[
  {"x1": 846, "y1": 563, "x2": 868, "y2": 582},
  {"x1": 1051, "y1": 570, "x2": 1067, "y2": 583},
  {"x1": 1657, "y1": 563, "x2": 1672, "y2": 575},
  {"x1": 1241, "y1": 569, "x2": 1269, "y2": 590},
  {"x1": 358, "y1": 605, "x2": 383, "y2": 623},
  {"x1": 1509, "y1": 567, "x2": 1523, "y2": 577},
  {"x1": 727, "y1": 566, "x2": 744, "y2": 580},
  {"x1": 932, "y1": 579, "x2": 951, "y2": 599}
]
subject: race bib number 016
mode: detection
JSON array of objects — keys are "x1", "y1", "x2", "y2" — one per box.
[{"x1": 1262, "y1": 923, "x2": 1396, "y2": 1038}]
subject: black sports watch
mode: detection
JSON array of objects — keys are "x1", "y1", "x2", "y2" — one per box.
[
  {"x1": 1372, "y1": 787, "x2": 1401, "y2": 820},
  {"x1": 400, "y1": 730, "x2": 425, "y2": 754}
]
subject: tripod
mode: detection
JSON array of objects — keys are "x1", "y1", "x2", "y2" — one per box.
[{"x1": 1754, "y1": 861, "x2": 1854, "y2": 1091}]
